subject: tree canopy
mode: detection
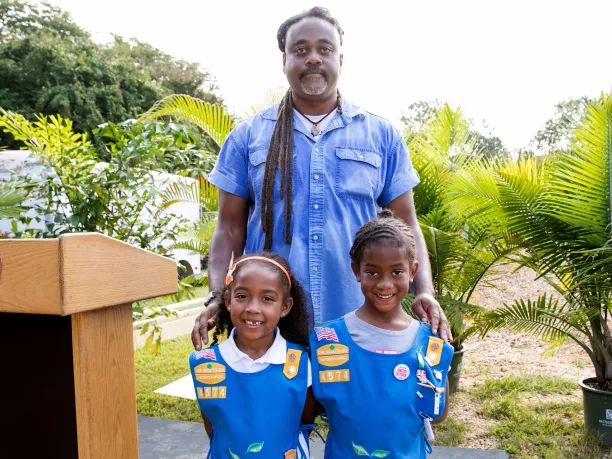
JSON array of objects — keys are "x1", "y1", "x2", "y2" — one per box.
[{"x1": 0, "y1": 0, "x2": 222, "y2": 148}]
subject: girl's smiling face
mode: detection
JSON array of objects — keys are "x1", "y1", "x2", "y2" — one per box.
[
  {"x1": 352, "y1": 243, "x2": 418, "y2": 314},
  {"x1": 224, "y1": 262, "x2": 293, "y2": 346}
]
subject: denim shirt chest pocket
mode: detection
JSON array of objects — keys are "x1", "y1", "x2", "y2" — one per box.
[
  {"x1": 335, "y1": 148, "x2": 382, "y2": 200},
  {"x1": 248, "y1": 148, "x2": 300, "y2": 200}
]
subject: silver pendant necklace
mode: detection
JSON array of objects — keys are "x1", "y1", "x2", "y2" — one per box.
[{"x1": 294, "y1": 107, "x2": 335, "y2": 136}]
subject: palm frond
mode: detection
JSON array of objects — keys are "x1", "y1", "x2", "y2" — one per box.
[
  {"x1": 160, "y1": 176, "x2": 219, "y2": 213},
  {"x1": 543, "y1": 92, "x2": 612, "y2": 245},
  {"x1": 480, "y1": 294, "x2": 596, "y2": 359},
  {"x1": 139, "y1": 95, "x2": 234, "y2": 148},
  {"x1": 244, "y1": 87, "x2": 286, "y2": 118},
  {"x1": 0, "y1": 184, "x2": 27, "y2": 219}
]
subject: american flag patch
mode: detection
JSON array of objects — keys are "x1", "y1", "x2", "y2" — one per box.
[
  {"x1": 315, "y1": 327, "x2": 339, "y2": 342},
  {"x1": 195, "y1": 349, "x2": 216, "y2": 361}
]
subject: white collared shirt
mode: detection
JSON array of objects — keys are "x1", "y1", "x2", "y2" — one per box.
[{"x1": 218, "y1": 327, "x2": 312, "y2": 387}]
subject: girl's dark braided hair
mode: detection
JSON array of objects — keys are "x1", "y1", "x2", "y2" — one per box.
[
  {"x1": 349, "y1": 209, "x2": 417, "y2": 267},
  {"x1": 212, "y1": 251, "x2": 310, "y2": 348},
  {"x1": 261, "y1": 7, "x2": 344, "y2": 250}
]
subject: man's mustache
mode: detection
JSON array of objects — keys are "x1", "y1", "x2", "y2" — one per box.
[{"x1": 300, "y1": 67, "x2": 326, "y2": 78}]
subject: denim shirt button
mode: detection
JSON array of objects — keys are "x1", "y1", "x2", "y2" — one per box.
[
  {"x1": 314, "y1": 204, "x2": 319, "y2": 210},
  {"x1": 313, "y1": 235, "x2": 319, "y2": 241},
  {"x1": 313, "y1": 266, "x2": 318, "y2": 272},
  {"x1": 314, "y1": 174, "x2": 320, "y2": 180}
]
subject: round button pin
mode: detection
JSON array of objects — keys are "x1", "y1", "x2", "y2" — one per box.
[{"x1": 394, "y1": 364, "x2": 410, "y2": 380}]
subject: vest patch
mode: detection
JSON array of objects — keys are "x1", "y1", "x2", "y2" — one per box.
[
  {"x1": 284, "y1": 449, "x2": 297, "y2": 459},
  {"x1": 194, "y1": 362, "x2": 226, "y2": 384},
  {"x1": 283, "y1": 349, "x2": 302, "y2": 379},
  {"x1": 197, "y1": 385, "x2": 227, "y2": 399},
  {"x1": 317, "y1": 343, "x2": 349, "y2": 367},
  {"x1": 194, "y1": 349, "x2": 216, "y2": 361},
  {"x1": 425, "y1": 336, "x2": 444, "y2": 366},
  {"x1": 319, "y1": 369, "x2": 350, "y2": 383}
]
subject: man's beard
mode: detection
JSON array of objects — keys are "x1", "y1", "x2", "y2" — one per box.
[{"x1": 300, "y1": 73, "x2": 328, "y2": 96}]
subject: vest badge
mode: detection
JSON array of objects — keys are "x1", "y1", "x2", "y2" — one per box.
[
  {"x1": 425, "y1": 336, "x2": 444, "y2": 366},
  {"x1": 194, "y1": 362, "x2": 226, "y2": 384},
  {"x1": 317, "y1": 343, "x2": 349, "y2": 367},
  {"x1": 283, "y1": 349, "x2": 302, "y2": 379},
  {"x1": 284, "y1": 449, "x2": 297, "y2": 459}
]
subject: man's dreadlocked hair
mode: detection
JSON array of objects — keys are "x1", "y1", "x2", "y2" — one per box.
[
  {"x1": 212, "y1": 251, "x2": 310, "y2": 348},
  {"x1": 261, "y1": 7, "x2": 344, "y2": 250},
  {"x1": 349, "y1": 209, "x2": 417, "y2": 267}
]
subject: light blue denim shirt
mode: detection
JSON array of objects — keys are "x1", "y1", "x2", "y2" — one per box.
[{"x1": 208, "y1": 99, "x2": 420, "y2": 326}]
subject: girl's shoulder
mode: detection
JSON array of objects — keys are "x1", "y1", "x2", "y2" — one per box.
[{"x1": 284, "y1": 340, "x2": 307, "y2": 353}]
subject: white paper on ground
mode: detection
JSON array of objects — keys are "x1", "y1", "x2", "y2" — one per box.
[{"x1": 154, "y1": 374, "x2": 196, "y2": 400}]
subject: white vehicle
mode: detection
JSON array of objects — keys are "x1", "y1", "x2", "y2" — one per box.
[{"x1": 0, "y1": 150, "x2": 202, "y2": 279}]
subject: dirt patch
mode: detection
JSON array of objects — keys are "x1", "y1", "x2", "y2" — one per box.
[{"x1": 448, "y1": 263, "x2": 592, "y2": 448}]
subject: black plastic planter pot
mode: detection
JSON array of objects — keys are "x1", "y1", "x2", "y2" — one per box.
[
  {"x1": 448, "y1": 347, "x2": 465, "y2": 394},
  {"x1": 578, "y1": 377, "x2": 612, "y2": 445}
]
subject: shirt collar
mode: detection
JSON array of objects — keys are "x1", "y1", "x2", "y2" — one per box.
[
  {"x1": 261, "y1": 97, "x2": 365, "y2": 122},
  {"x1": 221, "y1": 327, "x2": 287, "y2": 365}
]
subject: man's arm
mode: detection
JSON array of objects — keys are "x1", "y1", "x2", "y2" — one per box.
[
  {"x1": 192, "y1": 190, "x2": 248, "y2": 350},
  {"x1": 385, "y1": 190, "x2": 452, "y2": 341}
]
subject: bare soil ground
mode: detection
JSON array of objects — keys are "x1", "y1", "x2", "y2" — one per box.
[{"x1": 449, "y1": 263, "x2": 592, "y2": 450}]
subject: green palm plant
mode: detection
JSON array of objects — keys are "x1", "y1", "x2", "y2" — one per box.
[
  {"x1": 408, "y1": 104, "x2": 520, "y2": 350},
  {"x1": 140, "y1": 94, "x2": 232, "y2": 261},
  {"x1": 158, "y1": 176, "x2": 219, "y2": 256},
  {"x1": 448, "y1": 93, "x2": 612, "y2": 390},
  {"x1": 0, "y1": 183, "x2": 27, "y2": 219},
  {"x1": 140, "y1": 94, "x2": 235, "y2": 148}
]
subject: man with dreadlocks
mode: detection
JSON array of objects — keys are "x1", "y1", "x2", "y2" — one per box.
[{"x1": 193, "y1": 6, "x2": 451, "y2": 351}]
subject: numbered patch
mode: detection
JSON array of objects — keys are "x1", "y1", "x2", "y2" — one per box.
[
  {"x1": 316, "y1": 344, "x2": 349, "y2": 367},
  {"x1": 197, "y1": 385, "x2": 227, "y2": 399},
  {"x1": 194, "y1": 362, "x2": 226, "y2": 384},
  {"x1": 319, "y1": 369, "x2": 350, "y2": 383}
]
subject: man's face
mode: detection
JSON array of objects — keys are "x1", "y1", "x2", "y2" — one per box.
[{"x1": 283, "y1": 17, "x2": 343, "y2": 102}]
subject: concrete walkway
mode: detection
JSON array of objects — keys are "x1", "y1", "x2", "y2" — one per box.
[{"x1": 138, "y1": 416, "x2": 509, "y2": 459}]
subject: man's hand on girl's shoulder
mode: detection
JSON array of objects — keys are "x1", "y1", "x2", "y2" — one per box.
[
  {"x1": 411, "y1": 293, "x2": 452, "y2": 342},
  {"x1": 192, "y1": 299, "x2": 221, "y2": 350}
]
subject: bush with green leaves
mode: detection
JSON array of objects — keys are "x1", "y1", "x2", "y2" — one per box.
[
  {"x1": 406, "y1": 104, "x2": 520, "y2": 350},
  {"x1": 449, "y1": 93, "x2": 612, "y2": 390},
  {"x1": 0, "y1": 108, "x2": 212, "y2": 350},
  {"x1": 95, "y1": 119, "x2": 218, "y2": 178}
]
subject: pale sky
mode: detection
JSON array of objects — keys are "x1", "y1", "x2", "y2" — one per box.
[{"x1": 35, "y1": 0, "x2": 612, "y2": 151}]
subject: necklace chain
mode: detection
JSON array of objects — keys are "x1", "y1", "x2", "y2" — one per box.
[{"x1": 293, "y1": 106, "x2": 335, "y2": 136}]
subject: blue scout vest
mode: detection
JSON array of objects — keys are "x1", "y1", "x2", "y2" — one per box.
[
  {"x1": 310, "y1": 318, "x2": 454, "y2": 458},
  {"x1": 189, "y1": 341, "x2": 309, "y2": 459}
]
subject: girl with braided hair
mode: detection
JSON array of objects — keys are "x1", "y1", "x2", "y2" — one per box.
[
  {"x1": 188, "y1": 252, "x2": 316, "y2": 458},
  {"x1": 309, "y1": 210, "x2": 453, "y2": 457}
]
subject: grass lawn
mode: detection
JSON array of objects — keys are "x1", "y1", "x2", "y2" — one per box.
[
  {"x1": 434, "y1": 374, "x2": 610, "y2": 458},
  {"x1": 135, "y1": 334, "x2": 202, "y2": 422}
]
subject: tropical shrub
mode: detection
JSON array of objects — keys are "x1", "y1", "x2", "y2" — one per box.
[
  {"x1": 449, "y1": 93, "x2": 612, "y2": 390},
  {"x1": 407, "y1": 104, "x2": 520, "y2": 350}
]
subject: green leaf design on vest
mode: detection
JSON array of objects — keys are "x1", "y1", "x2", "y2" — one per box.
[
  {"x1": 352, "y1": 442, "x2": 369, "y2": 456},
  {"x1": 245, "y1": 442, "x2": 264, "y2": 453},
  {"x1": 229, "y1": 448, "x2": 240, "y2": 459},
  {"x1": 371, "y1": 450, "x2": 390, "y2": 458}
]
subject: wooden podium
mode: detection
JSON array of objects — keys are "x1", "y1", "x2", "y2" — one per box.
[{"x1": 0, "y1": 234, "x2": 178, "y2": 458}]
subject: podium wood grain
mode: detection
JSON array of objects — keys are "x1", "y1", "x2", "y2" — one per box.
[{"x1": 72, "y1": 303, "x2": 138, "y2": 458}]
